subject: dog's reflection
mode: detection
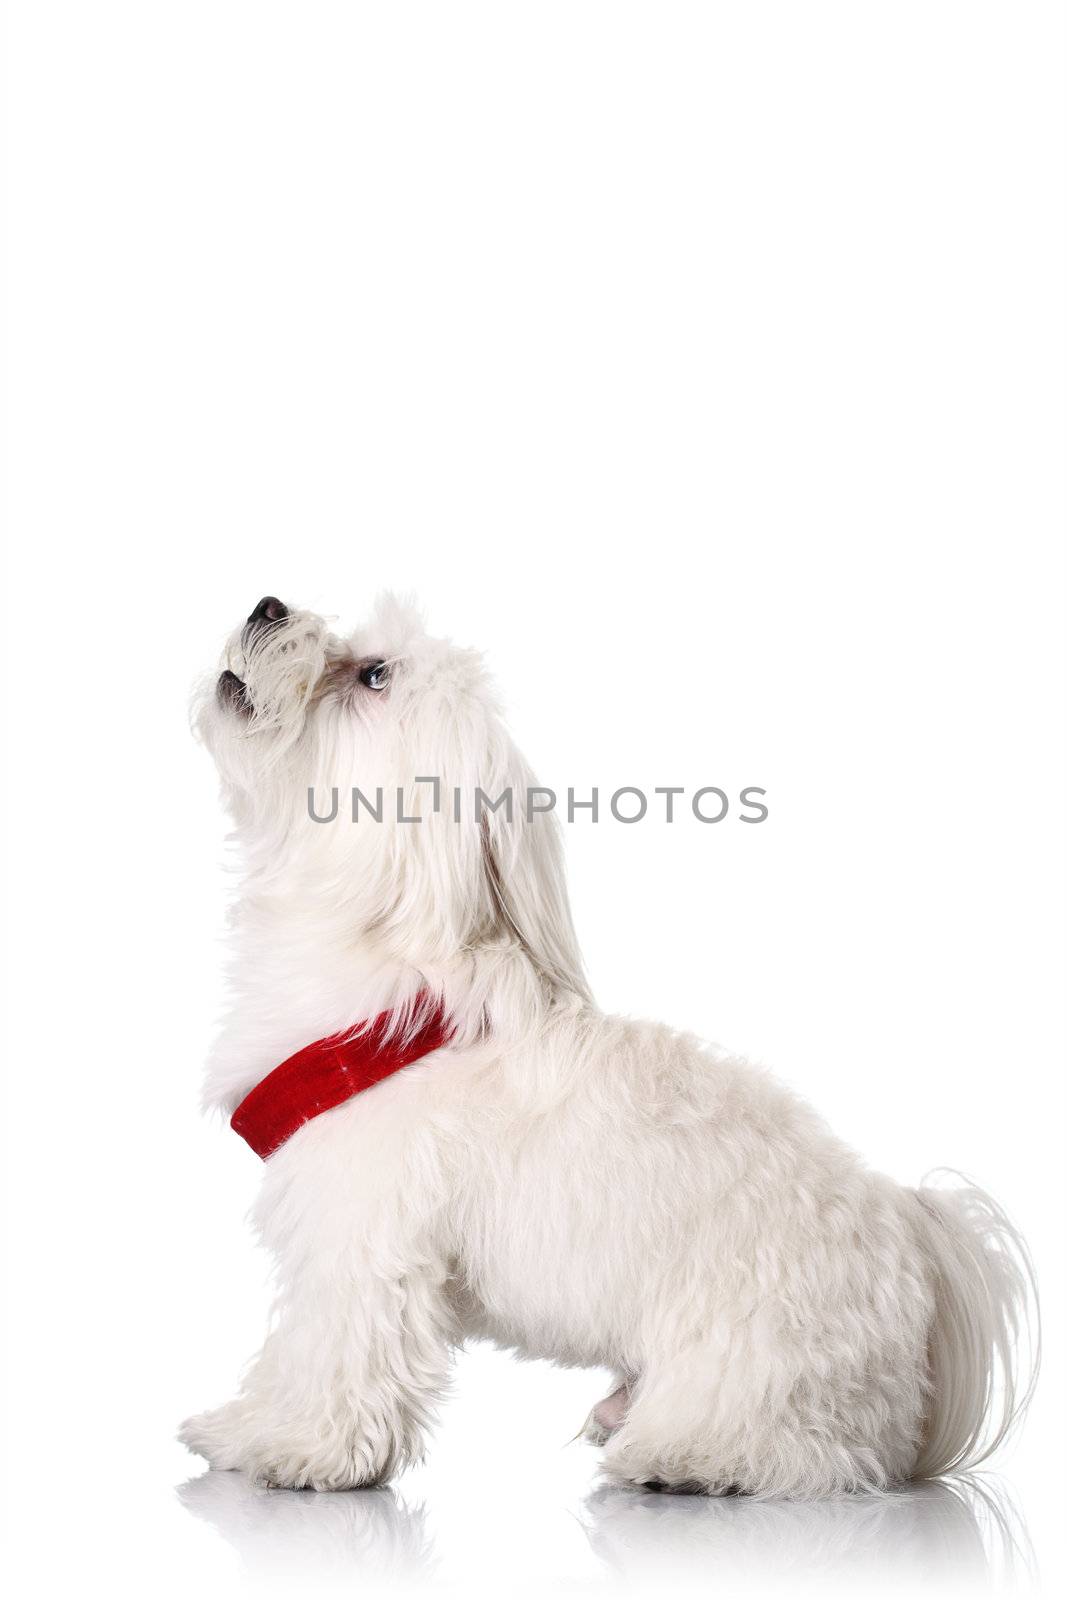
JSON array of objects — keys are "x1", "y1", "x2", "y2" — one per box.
[
  {"x1": 178, "y1": 1468, "x2": 1031, "y2": 1591},
  {"x1": 178, "y1": 1470, "x2": 438, "y2": 1583},
  {"x1": 580, "y1": 1475, "x2": 1033, "y2": 1591}
]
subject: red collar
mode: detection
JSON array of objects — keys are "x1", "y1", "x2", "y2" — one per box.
[{"x1": 230, "y1": 998, "x2": 452, "y2": 1159}]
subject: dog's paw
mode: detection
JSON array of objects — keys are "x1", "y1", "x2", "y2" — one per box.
[
  {"x1": 178, "y1": 1403, "x2": 250, "y2": 1471},
  {"x1": 579, "y1": 1384, "x2": 631, "y2": 1447},
  {"x1": 178, "y1": 1400, "x2": 404, "y2": 1489}
]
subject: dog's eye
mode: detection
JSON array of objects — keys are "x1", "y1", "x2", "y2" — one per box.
[{"x1": 359, "y1": 661, "x2": 389, "y2": 691}]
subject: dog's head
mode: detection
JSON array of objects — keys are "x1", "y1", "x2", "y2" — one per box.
[{"x1": 195, "y1": 593, "x2": 587, "y2": 997}]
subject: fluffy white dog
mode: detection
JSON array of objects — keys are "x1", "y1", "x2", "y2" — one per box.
[{"x1": 182, "y1": 594, "x2": 1037, "y2": 1497}]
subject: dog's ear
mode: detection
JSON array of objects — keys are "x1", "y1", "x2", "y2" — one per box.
[
  {"x1": 477, "y1": 767, "x2": 591, "y2": 1003},
  {"x1": 359, "y1": 682, "x2": 589, "y2": 1001}
]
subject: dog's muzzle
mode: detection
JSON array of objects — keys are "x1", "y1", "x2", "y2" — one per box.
[
  {"x1": 217, "y1": 667, "x2": 250, "y2": 711},
  {"x1": 243, "y1": 595, "x2": 289, "y2": 642},
  {"x1": 217, "y1": 595, "x2": 290, "y2": 709}
]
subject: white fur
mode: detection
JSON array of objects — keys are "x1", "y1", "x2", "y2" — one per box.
[{"x1": 181, "y1": 596, "x2": 1038, "y2": 1496}]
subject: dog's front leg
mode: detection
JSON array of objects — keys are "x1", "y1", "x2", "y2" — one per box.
[
  {"x1": 181, "y1": 1244, "x2": 454, "y2": 1489},
  {"x1": 181, "y1": 1112, "x2": 455, "y2": 1489},
  {"x1": 181, "y1": 1263, "x2": 452, "y2": 1488}
]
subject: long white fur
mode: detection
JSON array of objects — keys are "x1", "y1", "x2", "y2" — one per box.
[{"x1": 181, "y1": 596, "x2": 1039, "y2": 1496}]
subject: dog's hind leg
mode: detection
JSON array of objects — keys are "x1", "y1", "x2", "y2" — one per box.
[
  {"x1": 597, "y1": 1315, "x2": 921, "y2": 1497},
  {"x1": 596, "y1": 1359, "x2": 737, "y2": 1495}
]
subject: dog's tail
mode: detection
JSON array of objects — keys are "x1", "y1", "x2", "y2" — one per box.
[{"x1": 910, "y1": 1171, "x2": 1040, "y2": 1479}]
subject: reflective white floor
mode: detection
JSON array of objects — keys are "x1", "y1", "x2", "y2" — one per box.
[
  {"x1": 162, "y1": 1353, "x2": 1051, "y2": 1595},
  {"x1": 3, "y1": 1321, "x2": 1057, "y2": 1598},
  {"x1": 177, "y1": 1467, "x2": 1034, "y2": 1595}
]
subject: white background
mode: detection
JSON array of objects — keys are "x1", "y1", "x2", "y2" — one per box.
[{"x1": 2, "y1": 3, "x2": 1064, "y2": 1595}]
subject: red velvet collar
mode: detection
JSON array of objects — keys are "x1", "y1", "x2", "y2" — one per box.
[{"x1": 230, "y1": 999, "x2": 451, "y2": 1159}]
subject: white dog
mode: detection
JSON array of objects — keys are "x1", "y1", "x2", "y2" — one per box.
[{"x1": 182, "y1": 594, "x2": 1037, "y2": 1497}]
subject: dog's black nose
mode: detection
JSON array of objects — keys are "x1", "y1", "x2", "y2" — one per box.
[{"x1": 247, "y1": 596, "x2": 288, "y2": 627}]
